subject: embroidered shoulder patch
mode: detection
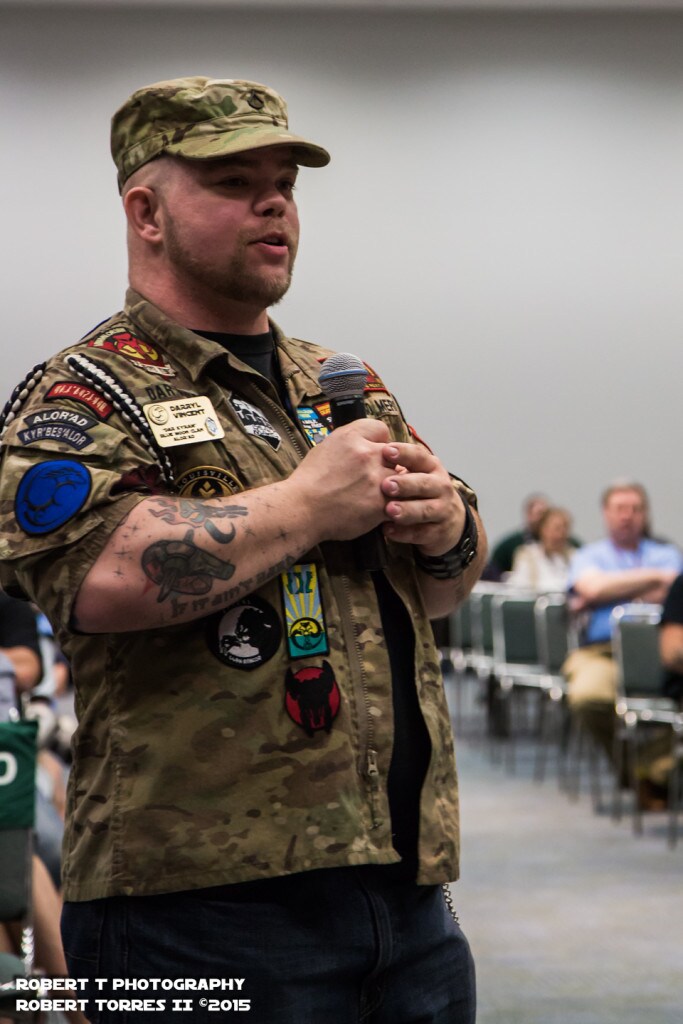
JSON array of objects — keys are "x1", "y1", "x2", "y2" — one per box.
[
  {"x1": 45, "y1": 381, "x2": 113, "y2": 420},
  {"x1": 17, "y1": 415, "x2": 95, "y2": 452},
  {"x1": 15, "y1": 460, "x2": 91, "y2": 535},
  {"x1": 363, "y1": 362, "x2": 389, "y2": 394},
  {"x1": 87, "y1": 327, "x2": 176, "y2": 379}
]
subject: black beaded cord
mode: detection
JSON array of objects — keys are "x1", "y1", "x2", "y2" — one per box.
[
  {"x1": 0, "y1": 362, "x2": 47, "y2": 441},
  {"x1": 66, "y1": 353, "x2": 176, "y2": 488}
]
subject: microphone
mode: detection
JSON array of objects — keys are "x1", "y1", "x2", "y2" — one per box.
[{"x1": 318, "y1": 353, "x2": 388, "y2": 572}]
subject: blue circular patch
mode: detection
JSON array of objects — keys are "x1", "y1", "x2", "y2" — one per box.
[{"x1": 15, "y1": 460, "x2": 91, "y2": 536}]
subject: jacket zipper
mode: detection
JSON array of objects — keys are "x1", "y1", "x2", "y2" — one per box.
[
  {"x1": 256, "y1": 386, "x2": 309, "y2": 462},
  {"x1": 253, "y1": 374, "x2": 384, "y2": 830},
  {"x1": 339, "y1": 574, "x2": 383, "y2": 831}
]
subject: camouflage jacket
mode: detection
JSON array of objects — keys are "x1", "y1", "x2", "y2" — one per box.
[{"x1": 0, "y1": 290, "x2": 472, "y2": 900}]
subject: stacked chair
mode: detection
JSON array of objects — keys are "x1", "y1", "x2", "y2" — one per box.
[
  {"x1": 669, "y1": 717, "x2": 683, "y2": 849},
  {"x1": 443, "y1": 584, "x2": 683, "y2": 847},
  {"x1": 609, "y1": 604, "x2": 683, "y2": 840},
  {"x1": 533, "y1": 594, "x2": 575, "y2": 784},
  {"x1": 444, "y1": 582, "x2": 507, "y2": 739},
  {"x1": 490, "y1": 590, "x2": 547, "y2": 771}
]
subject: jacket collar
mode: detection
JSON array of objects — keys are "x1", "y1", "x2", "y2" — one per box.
[{"x1": 125, "y1": 288, "x2": 326, "y2": 402}]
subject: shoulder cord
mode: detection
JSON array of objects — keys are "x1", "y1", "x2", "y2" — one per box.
[
  {"x1": 66, "y1": 353, "x2": 176, "y2": 489},
  {"x1": 0, "y1": 362, "x2": 47, "y2": 441}
]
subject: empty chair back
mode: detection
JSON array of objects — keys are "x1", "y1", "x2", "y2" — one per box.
[
  {"x1": 492, "y1": 593, "x2": 539, "y2": 666},
  {"x1": 448, "y1": 598, "x2": 472, "y2": 654},
  {"x1": 535, "y1": 594, "x2": 573, "y2": 674},
  {"x1": 470, "y1": 584, "x2": 508, "y2": 659},
  {"x1": 610, "y1": 604, "x2": 663, "y2": 698}
]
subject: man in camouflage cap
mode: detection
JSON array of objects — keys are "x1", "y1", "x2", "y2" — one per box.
[{"x1": 0, "y1": 76, "x2": 485, "y2": 1022}]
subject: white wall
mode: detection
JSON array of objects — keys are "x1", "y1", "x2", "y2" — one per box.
[{"x1": 2, "y1": 6, "x2": 682, "y2": 548}]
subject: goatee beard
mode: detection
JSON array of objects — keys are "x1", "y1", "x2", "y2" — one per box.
[
  {"x1": 165, "y1": 226, "x2": 297, "y2": 308},
  {"x1": 217, "y1": 256, "x2": 296, "y2": 308}
]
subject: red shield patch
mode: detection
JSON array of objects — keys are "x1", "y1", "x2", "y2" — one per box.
[{"x1": 284, "y1": 661, "x2": 340, "y2": 736}]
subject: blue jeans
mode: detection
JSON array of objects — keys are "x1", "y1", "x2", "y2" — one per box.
[{"x1": 62, "y1": 866, "x2": 475, "y2": 1023}]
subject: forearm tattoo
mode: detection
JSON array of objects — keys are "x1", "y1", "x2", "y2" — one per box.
[
  {"x1": 137, "y1": 496, "x2": 298, "y2": 614},
  {"x1": 149, "y1": 496, "x2": 248, "y2": 543},
  {"x1": 142, "y1": 528, "x2": 236, "y2": 602},
  {"x1": 140, "y1": 497, "x2": 247, "y2": 602}
]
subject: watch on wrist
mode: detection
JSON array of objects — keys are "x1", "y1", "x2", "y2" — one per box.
[{"x1": 414, "y1": 499, "x2": 479, "y2": 580}]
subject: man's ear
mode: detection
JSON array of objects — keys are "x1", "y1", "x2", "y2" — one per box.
[{"x1": 123, "y1": 186, "x2": 163, "y2": 244}]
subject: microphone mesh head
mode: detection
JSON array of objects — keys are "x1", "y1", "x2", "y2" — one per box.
[{"x1": 318, "y1": 353, "x2": 368, "y2": 400}]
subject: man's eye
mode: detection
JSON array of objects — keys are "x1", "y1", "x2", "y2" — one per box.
[
  {"x1": 220, "y1": 177, "x2": 247, "y2": 188},
  {"x1": 280, "y1": 180, "x2": 297, "y2": 194}
]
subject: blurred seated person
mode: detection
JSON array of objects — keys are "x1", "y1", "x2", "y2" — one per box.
[
  {"x1": 563, "y1": 481, "x2": 683, "y2": 804},
  {"x1": 30, "y1": 613, "x2": 72, "y2": 889},
  {"x1": 660, "y1": 572, "x2": 683, "y2": 705},
  {"x1": 483, "y1": 493, "x2": 549, "y2": 580},
  {"x1": 31, "y1": 607, "x2": 75, "y2": 763},
  {"x1": 507, "y1": 506, "x2": 575, "y2": 592}
]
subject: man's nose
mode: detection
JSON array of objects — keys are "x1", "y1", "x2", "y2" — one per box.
[{"x1": 253, "y1": 187, "x2": 287, "y2": 217}]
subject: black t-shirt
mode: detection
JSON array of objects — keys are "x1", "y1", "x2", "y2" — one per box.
[
  {"x1": 197, "y1": 330, "x2": 430, "y2": 879},
  {"x1": 661, "y1": 574, "x2": 683, "y2": 702},
  {"x1": 199, "y1": 329, "x2": 288, "y2": 406}
]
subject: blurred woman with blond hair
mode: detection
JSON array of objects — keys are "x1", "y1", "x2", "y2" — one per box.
[{"x1": 507, "y1": 506, "x2": 575, "y2": 592}]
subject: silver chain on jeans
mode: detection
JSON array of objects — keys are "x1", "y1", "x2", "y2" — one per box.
[{"x1": 442, "y1": 883, "x2": 460, "y2": 925}]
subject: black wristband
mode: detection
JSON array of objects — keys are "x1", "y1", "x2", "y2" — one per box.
[{"x1": 413, "y1": 499, "x2": 478, "y2": 580}]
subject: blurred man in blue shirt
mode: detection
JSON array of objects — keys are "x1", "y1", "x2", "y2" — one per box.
[{"x1": 563, "y1": 481, "x2": 683, "y2": 804}]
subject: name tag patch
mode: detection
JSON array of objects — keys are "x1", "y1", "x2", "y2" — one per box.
[
  {"x1": 145, "y1": 383, "x2": 182, "y2": 402},
  {"x1": 280, "y1": 563, "x2": 329, "y2": 660},
  {"x1": 230, "y1": 397, "x2": 281, "y2": 451},
  {"x1": 144, "y1": 397, "x2": 225, "y2": 448}
]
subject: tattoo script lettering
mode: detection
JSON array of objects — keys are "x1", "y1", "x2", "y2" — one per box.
[{"x1": 169, "y1": 554, "x2": 298, "y2": 620}]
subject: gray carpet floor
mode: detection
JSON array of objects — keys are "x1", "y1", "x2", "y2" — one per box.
[{"x1": 447, "y1": 684, "x2": 683, "y2": 1024}]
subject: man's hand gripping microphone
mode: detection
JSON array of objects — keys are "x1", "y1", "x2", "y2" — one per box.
[{"x1": 318, "y1": 353, "x2": 388, "y2": 572}]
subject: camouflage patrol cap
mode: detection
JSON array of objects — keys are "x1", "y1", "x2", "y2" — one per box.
[{"x1": 111, "y1": 76, "x2": 331, "y2": 192}]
